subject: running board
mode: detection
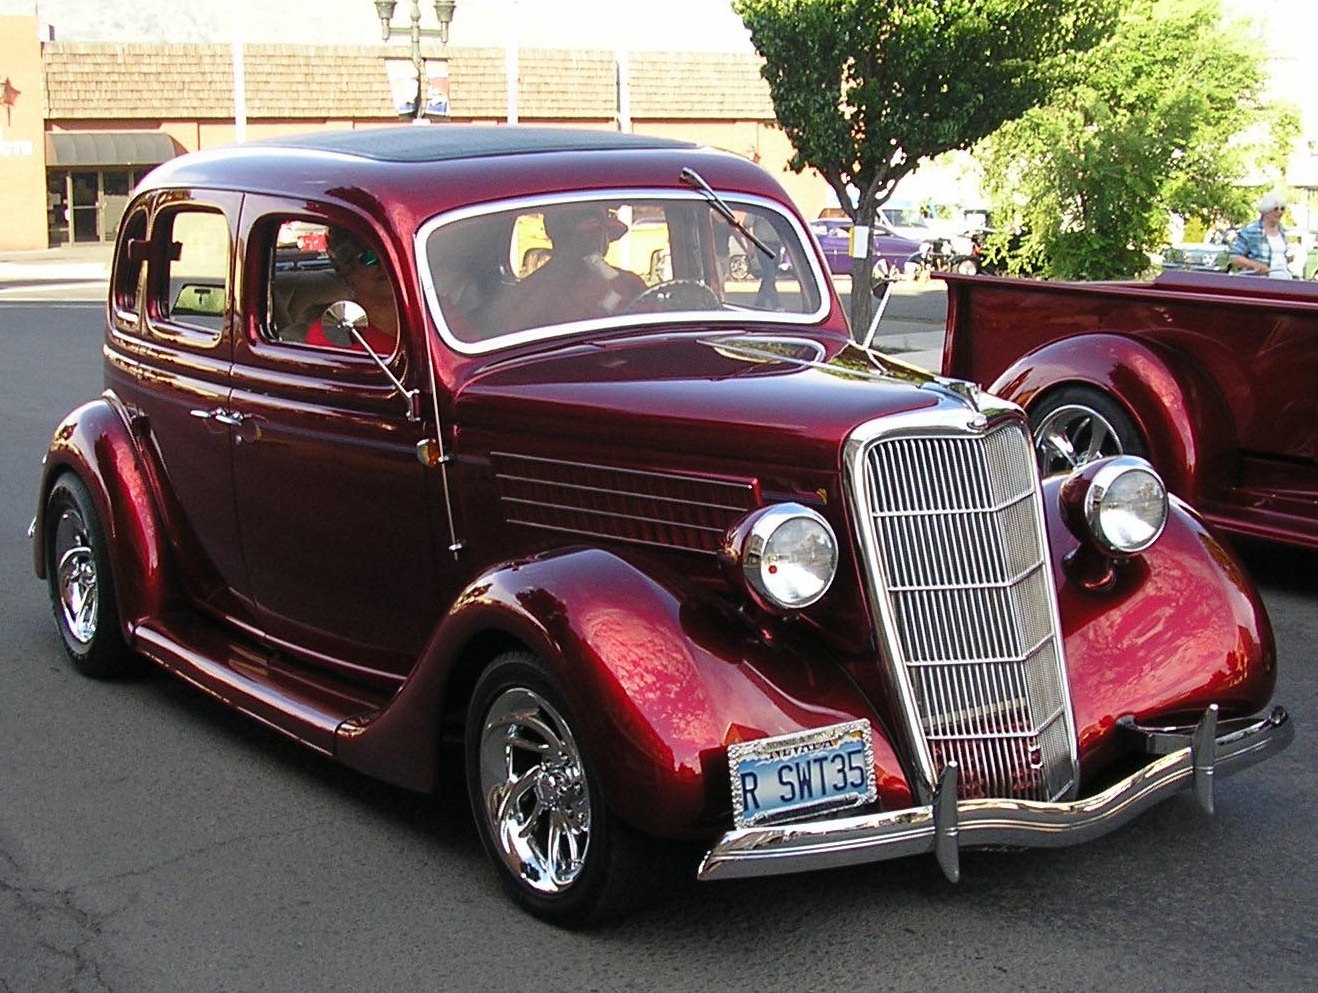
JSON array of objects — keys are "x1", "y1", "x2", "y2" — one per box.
[{"x1": 132, "y1": 613, "x2": 383, "y2": 755}]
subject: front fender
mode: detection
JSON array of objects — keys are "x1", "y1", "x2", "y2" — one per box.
[
  {"x1": 989, "y1": 333, "x2": 1235, "y2": 506},
  {"x1": 1040, "y1": 476, "x2": 1277, "y2": 780},
  {"x1": 336, "y1": 546, "x2": 913, "y2": 838},
  {"x1": 34, "y1": 394, "x2": 175, "y2": 636}
]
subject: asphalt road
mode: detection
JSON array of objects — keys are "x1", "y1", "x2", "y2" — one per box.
[{"x1": 1, "y1": 296, "x2": 1314, "y2": 993}]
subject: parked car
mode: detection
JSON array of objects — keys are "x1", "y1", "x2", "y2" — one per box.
[
  {"x1": 808, "y1": 217, "x2": 922, "y2": 281},
  {"x1": 940, "y1": 268, "x2": 1318, "y2": 551},
  {"x1": 1159, "y1": 240, "x2": 1230, "y2": 273},
  {"x1": 32, "y1": 127, "x2": 1292, "y2": 926}
]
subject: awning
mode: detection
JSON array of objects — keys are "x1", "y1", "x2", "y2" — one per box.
[{"x1": 45, "y1": 131, "x2": 179, "y2": 168}]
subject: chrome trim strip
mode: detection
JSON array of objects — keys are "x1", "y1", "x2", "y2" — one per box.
[
  {"x1": 697, "y1": 706, "x2": 1292, "y2": 882},
  {"x1": 414, "y1": 189, "x2": 832, "y2": 356}
]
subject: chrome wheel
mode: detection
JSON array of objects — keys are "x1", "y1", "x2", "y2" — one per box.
[
  {"x1": 45, "y1": 474, "x2": 130, "y2": 678},
  {"x1": 1033, "y1": 402, "x2": 1124, "y2": 475},
  {"x1": 53, "y1": 508, "x2": 98, "y2": 645},
  {"x1": 476, "y1": 686, "x2": 592, "y2": 896}
]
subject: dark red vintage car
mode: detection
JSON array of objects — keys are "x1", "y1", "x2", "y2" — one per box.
[
  {"x1": 32, "y1": 127, "x2": 1291, "y2": 925},
  {"x1": 940, "y1": 269, "x2": 1318, "y2": 551}
]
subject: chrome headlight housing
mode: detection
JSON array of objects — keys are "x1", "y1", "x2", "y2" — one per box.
[
  {"x1": 1061, "y1": 456, "x2": 1168, "y2": 556},
  {"x1": 723, "y1": 503, "x2": 838, "y2": 611}
]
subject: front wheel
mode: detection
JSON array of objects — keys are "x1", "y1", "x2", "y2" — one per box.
[
  {"x1": 44, "y1": 474, "x2": 131, "y2": 678},
  {"x1": 466, "y1": 651, "x2": 644, "y2": 926},
  {"x1": 1029, "y1": 386, "x2": 1147, "y2": 477}
]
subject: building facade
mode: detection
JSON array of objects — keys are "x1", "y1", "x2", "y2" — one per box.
[{"x1": 0, "y1": 13, "x2": 830, "y2": 251}]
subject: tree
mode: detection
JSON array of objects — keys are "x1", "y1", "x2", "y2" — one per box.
[
  {"x1": 977, "y1": 0, "x2": 1299, "y2": 280},
  {"x1": 733, "y1": 0, "x2": 1119, "y2": 334}
]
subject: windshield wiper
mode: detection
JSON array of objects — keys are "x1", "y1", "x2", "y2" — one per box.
[{"x1": 679, "y1": 167, "x2": 776, "y2": 260}]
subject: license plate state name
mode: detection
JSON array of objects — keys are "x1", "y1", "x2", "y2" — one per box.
[{"x1": 728, "y1": 720, "x2": 877, "y2": 828}]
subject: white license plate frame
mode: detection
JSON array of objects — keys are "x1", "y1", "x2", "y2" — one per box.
[{"x1": 727, "y1": 720, "x2": 877, "y2": 829}]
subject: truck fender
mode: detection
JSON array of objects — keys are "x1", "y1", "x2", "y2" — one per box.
[
  {"x1": 988, "y1": 332, "x2": 1234, "y2": 504},
  {"x1": 336, "y1": 546, "x2": 913, "y2": 837},
  {"x1": 34, "y1": 394, "x2": 176, "y2": 638}
]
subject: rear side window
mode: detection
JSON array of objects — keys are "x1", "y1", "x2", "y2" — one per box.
[{"x1": 157, "y1": 208, "x2": 230, "y2": 335}]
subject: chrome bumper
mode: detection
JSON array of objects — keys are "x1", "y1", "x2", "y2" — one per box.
[{"x1": 697, "y1": 705, "x2": 1292, "y2": 882}]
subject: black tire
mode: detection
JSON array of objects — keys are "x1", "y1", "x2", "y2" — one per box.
[
  {"x1": 1028, "y1": 385, "x2": 1147, "y2": 477},
  {"x1": 466, "y1": 651, "x2": 646, "y2": 927},
  {"x1": 44, "y1": 474, "x2": 131, "y2": 678},
  {"x1": 951, "y1": 256, "x2": 979, "y2": 275}
]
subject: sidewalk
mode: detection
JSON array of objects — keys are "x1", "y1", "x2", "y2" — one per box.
[{"x1": 0, "y1": 242, "x2": 113, "y2": 287}]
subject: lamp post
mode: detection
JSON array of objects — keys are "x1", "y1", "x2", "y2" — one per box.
[{"x1": 374, "y1": 1, "x2": 456, "y2": 121}]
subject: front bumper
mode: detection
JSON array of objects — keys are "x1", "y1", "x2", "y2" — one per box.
[{"x1": 697, "y1": 705, "x2": 1292, "y2": 882}]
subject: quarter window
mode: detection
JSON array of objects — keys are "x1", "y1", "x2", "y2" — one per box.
[{"x1": 112, "y1": 207, "x2": 147, "y2": 321}]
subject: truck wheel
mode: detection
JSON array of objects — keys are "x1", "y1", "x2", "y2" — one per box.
[
  {"x1": 466, "y1": 651, "x2": 644, "y2": 926},
  {"x1": 45, "y1": 474, "x2": 131, "y2": 678},
  {"x1": 1029, "y1": 386, "x2": 1147, "y2": 477}
]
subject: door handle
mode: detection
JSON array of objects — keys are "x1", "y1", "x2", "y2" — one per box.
[{"x1": 189, "y1": 407, "x2": 245, "y2": 426}]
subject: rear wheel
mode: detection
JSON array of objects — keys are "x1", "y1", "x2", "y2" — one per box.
[
  {"x1": 466, "y1": 651, "x2": 645, "y2": 926},
  {"x1": 1029, "y1": 386, "x2": 1146, "y2": 476},
  {"x1": 45, "y1": 474, "x2": 131, "y2": 678}
]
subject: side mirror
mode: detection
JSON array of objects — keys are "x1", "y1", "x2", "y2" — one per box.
[{"x1": 324, "y1": 302, "x2": 421, "y2": 422}]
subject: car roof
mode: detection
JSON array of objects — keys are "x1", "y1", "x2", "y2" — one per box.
[
  {"x1": 132, "y1": 125, "x2": 798, "y2": 249},
  {"x1": 251, "y1": 126, "x2": 695, "y2": 163}
]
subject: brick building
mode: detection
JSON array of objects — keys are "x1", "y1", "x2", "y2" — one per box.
[{"x1": 1, "y1": 12, "x2": 825, "y2": 251}]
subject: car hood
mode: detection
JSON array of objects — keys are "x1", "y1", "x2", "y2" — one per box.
[{"x1": 454, "y1": 331, "x2": 950, "y2": 471}]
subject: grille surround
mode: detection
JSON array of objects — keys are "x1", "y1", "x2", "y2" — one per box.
[{"x1": 843, "y1": 400, "x2": 1079, "y2": 805}]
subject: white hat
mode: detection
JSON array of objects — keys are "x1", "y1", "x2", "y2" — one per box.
[{"x1": 1257, "y1": 191, "x2": 1287, "y2": 213}]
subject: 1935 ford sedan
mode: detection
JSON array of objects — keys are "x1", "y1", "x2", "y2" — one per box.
[{"x1": 32, "y1": 126, "x2": 1292, "y2": 925}]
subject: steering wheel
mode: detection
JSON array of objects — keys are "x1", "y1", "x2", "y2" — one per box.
[{"x1": 622, "y1": 279, "x2": 721, "y2": 314}]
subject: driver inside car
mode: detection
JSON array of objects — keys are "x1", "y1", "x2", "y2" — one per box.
[{"x1": 486, "y1": 204, "x2": 646, "y2": 332}]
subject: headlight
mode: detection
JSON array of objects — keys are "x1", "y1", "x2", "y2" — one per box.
[
  {"x1": 723, "y1": 503, "x2": 838, "y2": 611},
  {"x1": 1061, "y1": 456, "x2": 1168, "y2": 556}
]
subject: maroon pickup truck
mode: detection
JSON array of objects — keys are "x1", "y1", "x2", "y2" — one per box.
[{"x1": 940, "y1": 269, "x2": 1318, "y2": 551}]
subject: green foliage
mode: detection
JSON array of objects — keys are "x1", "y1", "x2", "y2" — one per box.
[
  {"x1": 978, "y1": 0, "x2": 1300, "y2": 280},
  {"x1": 734, "y1": 0, "x2": 1119, "y2": 331}
]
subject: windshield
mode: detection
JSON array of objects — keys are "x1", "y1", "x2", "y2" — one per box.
[
  {"x1": 881, "y1": 206, "x2": 930, "y2": 230},
  {"x1": 419, "y1": 193, "x2": 827, "y2": 353}
]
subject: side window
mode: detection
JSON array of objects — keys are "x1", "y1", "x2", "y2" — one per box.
[
  {"x1": 112, "y1": 206, "x2": 148, "y2": 322},
  {"x1": 157, "y1": 208, "x2": 230, "y2": 335},
  {"x1": 266, "y1": 219, "x2": 398, "y2": 356}
]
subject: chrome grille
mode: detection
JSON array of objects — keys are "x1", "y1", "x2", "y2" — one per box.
[{"x1": 852, "y1": 415, "x2": 1077, "y2": 803}]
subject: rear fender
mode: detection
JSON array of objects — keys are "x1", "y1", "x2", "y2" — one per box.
[
  {"x1": 336, "y1": 547, "x2": 913, "y2": 838},
  {"x1": 989, "y1": 333, "x2": 1234, "y2": 505},
  {"x1": 34, "y1": 394, "x2": 175, "y2": 636}
]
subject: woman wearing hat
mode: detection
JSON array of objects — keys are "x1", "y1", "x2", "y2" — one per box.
[
  {"x1": 1229, "y1": 192, "x2": 1294, "y2": 278},
  {"x1": 487, "y1": 204, "x2": 646, "y2": 332}
]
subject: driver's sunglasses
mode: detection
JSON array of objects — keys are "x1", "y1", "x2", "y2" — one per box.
[{"x1": 354, "y1": 248, "x2": 380, "y2": 268}]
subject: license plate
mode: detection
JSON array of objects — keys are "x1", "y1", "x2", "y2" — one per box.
[{"x1": 728, "y1": 720, "x2": 877, "y2": 829}]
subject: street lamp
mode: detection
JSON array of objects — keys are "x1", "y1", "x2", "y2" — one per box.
[{"x1": 374, "y1": 1, "x2": 457, "y2": 120}]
